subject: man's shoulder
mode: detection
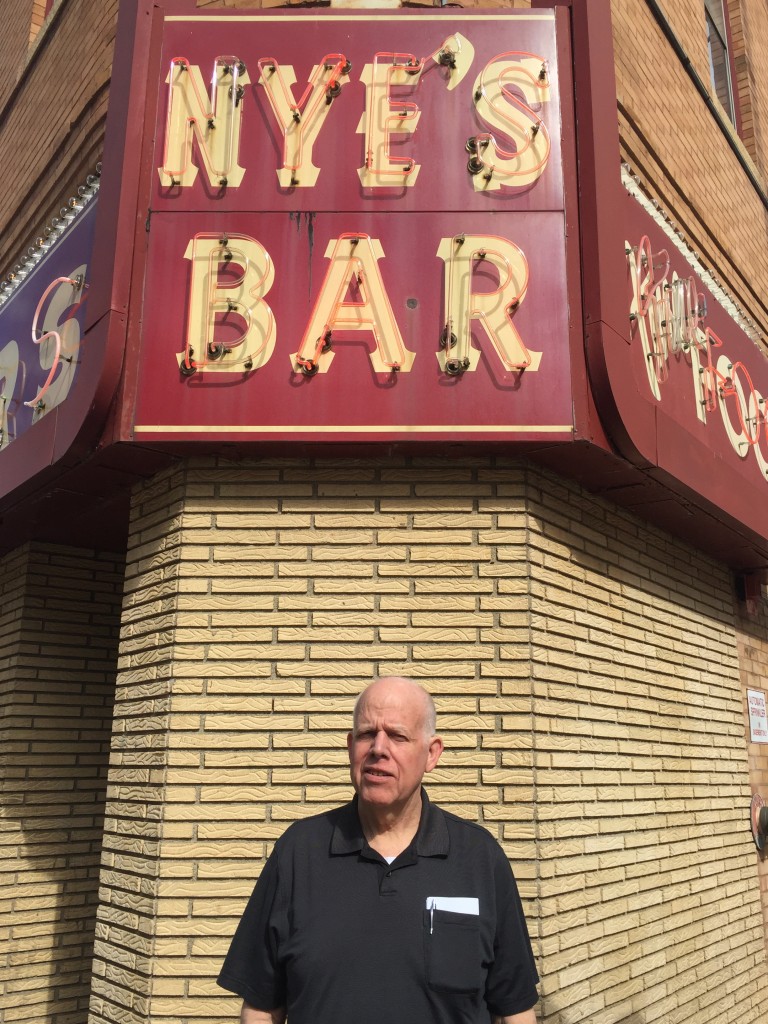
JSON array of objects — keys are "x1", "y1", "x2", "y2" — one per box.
[
  {"x1": 431, "y1": 803, "x2": 509, "y2": 858},
  {"x1": 429, "y1": 803, "x2": 519, "y2": 896},
  {"x1": 274, "y1": 802, "x2": 352, "y2": 850},
  {"x1": 437, "y1": 805, "x2": 499, "y2": 837}
]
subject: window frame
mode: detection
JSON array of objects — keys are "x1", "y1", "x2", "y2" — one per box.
[{"x1": 704, "y1": 0, "x2": 742, "y2": 133}]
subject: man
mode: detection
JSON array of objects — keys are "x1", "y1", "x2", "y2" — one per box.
[{"x1": 217, "y1": 676, "x2": 539, "y2": 1023}]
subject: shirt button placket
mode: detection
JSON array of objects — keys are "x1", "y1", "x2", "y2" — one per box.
[{"x1": 380, "y1": 869, "x2": 397, "y2": 897}]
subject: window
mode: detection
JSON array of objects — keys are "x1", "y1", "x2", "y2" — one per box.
[{"x1": 705, "y1": 0, "x2": 736, "y2": 123}]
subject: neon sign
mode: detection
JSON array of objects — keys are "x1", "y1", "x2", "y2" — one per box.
[
  {"x1": 0, "y1": 200, "x2": 96, "y2": 451},
  {"x1": 628, "y1": 232, "x2": 768, "y2": 485},
  {"x1": 177, "y1": 229, "x2": 536, "y2": 379},
  {"x1": 133, "y1": 11, "x2": 574, "y2": 445},
  {"x1": 158, "y1": 32, "x2": 552, "y2": 193}
]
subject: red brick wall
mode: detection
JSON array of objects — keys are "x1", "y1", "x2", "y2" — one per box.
[
  {"x1": 735, "y1": 0, "x2": 768, "y2": 171},
  {"x1": 0, "y1": 2, "x2": 37, "y2": 110},
  {"x1": 0, "y1": 0, "x2": 117, "y2": 277}
]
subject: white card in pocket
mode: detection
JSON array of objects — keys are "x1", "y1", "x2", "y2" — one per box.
[{"x1": 426, "y1": 896, "x2": 479, "y2": 915}]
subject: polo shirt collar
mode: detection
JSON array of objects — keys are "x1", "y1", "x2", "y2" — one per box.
[{"x1": 330, "y1": 788, "x2": 449, "y2": 858}]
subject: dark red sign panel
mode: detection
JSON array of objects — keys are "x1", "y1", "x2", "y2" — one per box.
[
  {"x1": 131, "y1": 9, "x2": 580, "y2": 444},
  {"x1": 590, "y1": 185, "x2": 768, "y2": 549}
]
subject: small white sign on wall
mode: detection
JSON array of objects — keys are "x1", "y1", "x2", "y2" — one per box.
[{"x1": 747, "y1": 689, "x2": 768, "y2": 744}]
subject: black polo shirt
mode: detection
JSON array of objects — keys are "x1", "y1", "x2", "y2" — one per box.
[{"x1": 217, "y1": 790, "x2": 538, "y2": 1023}]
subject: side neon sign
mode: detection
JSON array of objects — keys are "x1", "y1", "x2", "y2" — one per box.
[
  {"x1": 0, "y1": 199, "x2": 96, "y2": 451},
  {"x1": 627, "y1": 225, "x2": 768, "y2": 487}
]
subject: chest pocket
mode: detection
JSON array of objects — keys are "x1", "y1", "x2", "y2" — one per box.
[{"x1": 424, "y1": 908, "x2": 483, "y2": 994}]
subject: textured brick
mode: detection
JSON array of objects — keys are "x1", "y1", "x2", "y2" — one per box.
[
  {"x1": 69, "y1": 455, "x2": 766, "y2": 1024},
  {"x1": 0, "y1": 543, "x2": 123, "y2": 1024}
]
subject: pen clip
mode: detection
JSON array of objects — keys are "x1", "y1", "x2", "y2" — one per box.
[{"x1": 429, "y1": 898, "x2": 435, "y2": 934}]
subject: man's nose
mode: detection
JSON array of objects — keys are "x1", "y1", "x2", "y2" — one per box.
[{"x1": 371, "y1": 729, "x2": 389, "y2": 755}]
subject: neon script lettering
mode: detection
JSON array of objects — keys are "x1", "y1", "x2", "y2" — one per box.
[{"x1": 628, "y1": 235, "x2": 768, "y2": 482}]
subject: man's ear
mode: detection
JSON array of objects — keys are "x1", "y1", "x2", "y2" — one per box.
[
  {"x1": 425, "y1": 735, "x2": 444, "y2": 773},
  {"x1": 346, "y1": 731, "x2": 354, "y2": 756}
]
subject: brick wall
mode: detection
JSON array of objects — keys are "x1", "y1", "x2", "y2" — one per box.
[
  {"x1": 0, "y1": 0, "x2": 117, "y2": 278},
  {"x1": 526, "y1": 470, "x2": 764, "y2": 1024},
  {"x1": 88, "y1": 456, "x2": 765, "y2": 1024},
  {"x1": 736, "y1": 0, "x2": 768, "y2": 172},
  {"x1": 88, "y1": 458, "x2": 539, "y2": 1023},
  {"x1": 0, "y1": 543, "x2": 125, "y2": 1024},
  {"x1": 735, "y1": 603, "x2": 768, "y2": 946},
  {"x1": 87, "y1": 468, "x2": 186, "y2": 1024},
  {"x1": 0, "y1": 1, "x2": 37, "y2": 110}
]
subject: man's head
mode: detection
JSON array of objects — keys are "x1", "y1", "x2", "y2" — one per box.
[{"x1": 347, "y1": 677, "x2": 443, "y2": 817}]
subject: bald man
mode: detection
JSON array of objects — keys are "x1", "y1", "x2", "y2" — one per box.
[{"x1": 218, "y1": 677, "x2": 539, "y2": 1024}]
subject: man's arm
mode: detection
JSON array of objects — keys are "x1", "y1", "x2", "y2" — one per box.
[
  {"x1": 240, "y1": 1000, "x2": 286, "y2": 1024},
  {"x1": 491, "y1": 1010, "x2": 537, "y2": 1024}
]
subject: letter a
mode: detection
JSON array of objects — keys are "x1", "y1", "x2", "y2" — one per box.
[{"x1": 291, "y1": 234, "x2": 415, "y2": 374}]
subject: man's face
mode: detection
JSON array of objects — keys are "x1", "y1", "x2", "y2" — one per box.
[{"x1": 347, "y1": 679, "x2": 443, "y2": 814}]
